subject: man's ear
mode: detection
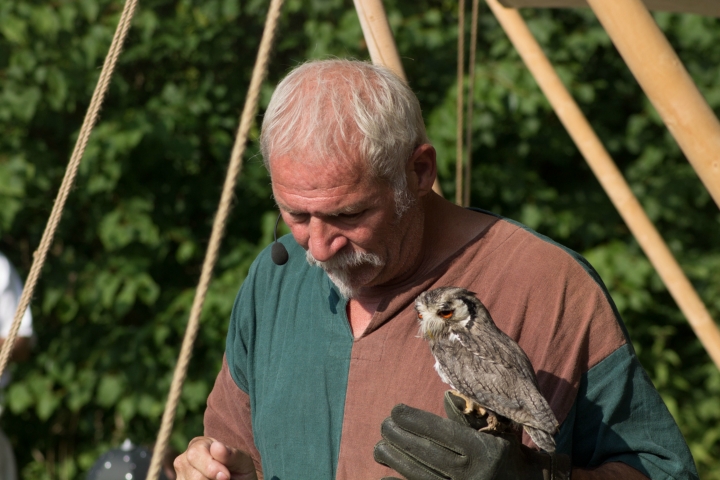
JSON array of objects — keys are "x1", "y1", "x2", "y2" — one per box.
[{"x1": 407, "y1": 144, "x2": 437, "y2": 197}]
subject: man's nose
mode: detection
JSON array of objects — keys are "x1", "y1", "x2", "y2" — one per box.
[{"x1": 307, "y1": 217, "x2": 348, "y2": 262}]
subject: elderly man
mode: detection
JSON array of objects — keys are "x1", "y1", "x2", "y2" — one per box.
[{"x1": 175, "y1": 60, "x2": 697, "y2": 480}]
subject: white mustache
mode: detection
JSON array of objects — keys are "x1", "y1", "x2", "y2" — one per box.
[{"x1": 306, "y1": 250, "x2": 384, "y2": 271}]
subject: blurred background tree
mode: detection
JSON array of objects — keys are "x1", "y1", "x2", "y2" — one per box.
[{"x1": 0, "y1": 0, "x2": 718, "y2": 478}]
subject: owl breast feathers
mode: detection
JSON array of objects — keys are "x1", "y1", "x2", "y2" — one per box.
[{"x1": 415, "y1": 286, "x2": 559, "y2": 452}]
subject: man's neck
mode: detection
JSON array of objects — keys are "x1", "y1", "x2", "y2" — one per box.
[{"x1": 346, "y1": 298, "x2": 381, "y2": 339}]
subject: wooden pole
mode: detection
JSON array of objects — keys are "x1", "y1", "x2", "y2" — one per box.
[
  {"x1": 353, "y1": 0, "x2": 406, "y2": 79},
  {"x1": 486, "y1": 0, "x2": 720, "y2": 369},
  {"x1": 498, "y1": 0, "x2": 720, "y2": 18},
  {"x1": 463, "y1": 0, "x2": 480, "y2": 207},
  {"x1": 586, "y1": 0, "x2": 720, "y2": 209},
  {"x1": 456, "y1": 0, "x2": 466, "y2": 205},
  {"x1": 353, "y1": 0, "x2": 444, "y2": 196}
]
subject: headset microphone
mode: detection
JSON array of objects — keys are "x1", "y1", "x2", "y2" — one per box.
[{"x1": 271, "y1": 213, "x2": 289, "y2": 265}]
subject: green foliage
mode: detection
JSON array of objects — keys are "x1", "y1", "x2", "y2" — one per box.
[{"x1": 0, "y1": 0, "x2": 718, "y2": 478}]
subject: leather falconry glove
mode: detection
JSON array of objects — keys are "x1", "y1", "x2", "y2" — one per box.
[{"x1": 374, "y1": 391, "x2": 571, "y2": 480}]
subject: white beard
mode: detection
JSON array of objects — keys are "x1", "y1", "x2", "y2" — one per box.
[{"x1": 306, "y1": 250, "x2": 384, "y2": 298}]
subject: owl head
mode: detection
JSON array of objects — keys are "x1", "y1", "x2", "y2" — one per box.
[{"x1": 414, "y1": 286, "x2": 484, "y2": 340}]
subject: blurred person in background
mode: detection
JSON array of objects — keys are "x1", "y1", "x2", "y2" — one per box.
[{"x1": 0, "y1": 251, "x2": 34, "y2": 480}]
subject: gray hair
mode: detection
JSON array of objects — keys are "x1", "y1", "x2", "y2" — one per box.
[{"x1": 260, "y1": 59, "x2": 429, "y2": 215}]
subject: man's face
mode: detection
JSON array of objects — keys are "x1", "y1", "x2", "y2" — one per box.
[{"x1": 270, "y1": 153, "x2": 419, "y2": 298}]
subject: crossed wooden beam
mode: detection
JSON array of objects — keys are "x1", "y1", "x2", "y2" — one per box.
[{"x1": 353, "y1": 0, "x2": 720, "y2": 368}]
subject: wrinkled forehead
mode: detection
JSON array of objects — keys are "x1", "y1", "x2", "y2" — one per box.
[
  {"x1": 268, "y1": 150, "x2": 375, "y2": 192},
  {"x1": 269, "y1": 152, "x2": 394, "y2": 217},
  {"x1": 267, "y1": 140, "x2": 362, "y2": 173}
]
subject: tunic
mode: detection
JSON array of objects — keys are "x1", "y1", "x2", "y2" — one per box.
[{"x1": 205, "y1": 212, "x2": 698, "y2": 479}]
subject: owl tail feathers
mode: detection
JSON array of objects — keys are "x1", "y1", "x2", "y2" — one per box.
[{"x1": 526, "y1": 426, "x2": 556, "y2": 453}]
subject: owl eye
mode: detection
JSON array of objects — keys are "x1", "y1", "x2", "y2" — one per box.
[
  {"x1": 417, "y1": 313, "x2": 423, "y2": 319},
  {"x1": 439, "y1": 310, "x2": 454, "y2": 318}
]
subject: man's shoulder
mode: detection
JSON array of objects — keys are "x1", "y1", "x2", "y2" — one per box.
[
  {"x1": 474, "y1": 211, "x2": 601, "y2": 283},
  {"x1": 473, "y1": 213, "x2": 621, "y2": 327}
]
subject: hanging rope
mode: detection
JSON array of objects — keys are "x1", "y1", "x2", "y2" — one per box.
[
  {"x1": 463, "y1": 0, "x2": 480, "y2": 207},
  {"x1": 455, "y1": 0, "x2": 466, "y2": 206},
  {"x1": 0, "y1": 0, "x2": 139, "y2": 380},
  {"x1": 146, "y1": 0, "x2": 285, "y2": 478}
]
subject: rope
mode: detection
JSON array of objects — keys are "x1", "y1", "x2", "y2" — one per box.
[
  {"x1": 463, "y1": 0, "x2": 480, "y2": 207},
  {"x1": 0, "y1": 0, "x2": 139, "y2": 380},
  {"x1": 455, "y1": 0, "x2": 466, "y2": 206},
  {"x1": 146, "y1": 0, "x2": 285, "y2": 478}
]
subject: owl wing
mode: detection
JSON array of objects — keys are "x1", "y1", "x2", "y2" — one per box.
[
  {"x1": 434, "y1": 327, "x2": 558, "y2": 433},
  {"x1": 466, "y1": 320, "x2": 540, "y2": 388},
  {"x1": 432, "y1": 338, "x2": 522, "y2": 413}
]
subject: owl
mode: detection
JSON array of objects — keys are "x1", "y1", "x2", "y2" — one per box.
[{"x1": 415, "y1": 286, "x2": 559, "y2": 452}]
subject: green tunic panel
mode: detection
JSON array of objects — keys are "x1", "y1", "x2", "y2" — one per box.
[
  {"x1": 226, "y1": 238, "x2": 353, "y2": 479},
  {"x1": 557, "y1": 343, "x2": 699, "y2": 478}
]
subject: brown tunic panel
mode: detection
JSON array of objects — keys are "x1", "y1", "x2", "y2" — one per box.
[
  {"x1": 336, "y1": 217, "x2": 627, "y2": 478},
  {"x1": 204, "y1": 357, "x2": 263, "y2": 475}
]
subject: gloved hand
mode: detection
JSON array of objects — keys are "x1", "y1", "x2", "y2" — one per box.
[{"x1": 374, "y1": 391, "x2": 571, "y2": 480}]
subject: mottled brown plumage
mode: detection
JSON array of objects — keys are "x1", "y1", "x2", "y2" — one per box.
[{"x1": 415, "y1": 286, "x2": 559, "y2": 452}]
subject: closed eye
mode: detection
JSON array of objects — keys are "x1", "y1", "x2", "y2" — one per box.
[
  {"x1": 286, "y1": 212, "x2": 310, "y2": 223},
  {"x1": 337, "y1": 210, "x2": 367, "y2": 221}
]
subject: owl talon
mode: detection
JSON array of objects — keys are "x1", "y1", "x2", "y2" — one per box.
[
  {"x1": 479, "y1": 413, "x2": 500, "y2": 433},
  {"x1": 451, "y1": 390, "x2": 487, "y2": 416}
]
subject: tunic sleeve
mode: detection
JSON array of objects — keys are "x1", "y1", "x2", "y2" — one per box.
[
  {"x1": 204, "y1": 355, "x2": 263, "y2": 475},
  {"x1": 556, "y1": 344, "x2": 698, "y2": 479}
]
